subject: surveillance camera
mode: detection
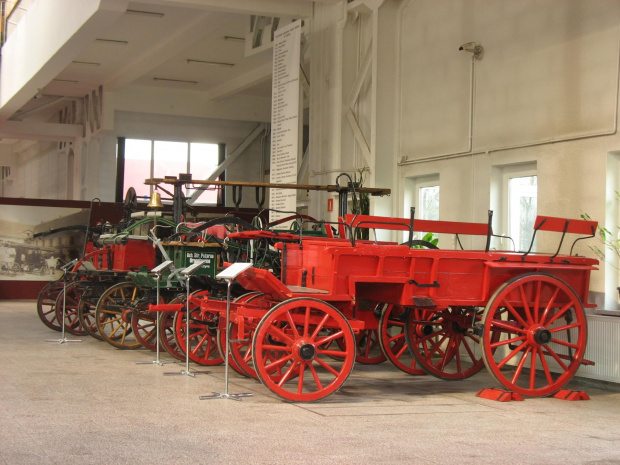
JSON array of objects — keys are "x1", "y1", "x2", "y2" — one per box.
[
  {"x1": 34, "y1": 88, "x2": 44, "y2": 99},
  {"x1": 459, "y1": 42, "x2": 483, "y2": 60}
]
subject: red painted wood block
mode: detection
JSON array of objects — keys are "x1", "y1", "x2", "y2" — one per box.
[
  {"x1": 552, "y1": 390, "x2": 590, "y2": 401},
  {"x1": 476, "y1": 388, "x2": 525, "y2": 402}
]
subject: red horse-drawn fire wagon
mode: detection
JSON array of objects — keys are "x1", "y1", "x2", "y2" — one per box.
[{"x1": 195, "y1": 212, "x2": 598, "y2": 402}]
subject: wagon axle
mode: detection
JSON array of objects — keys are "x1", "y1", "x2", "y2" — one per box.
[{"x1": 296, "y1": 342, "x2": 317, "y2": 361}]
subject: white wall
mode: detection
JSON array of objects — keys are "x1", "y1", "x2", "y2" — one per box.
[
  {"x1": 307, "y1": 0, "x2": 620, "y2": 304},
  {"x1": 394, "y1": 0, "x2": 620, "y2": 300}
]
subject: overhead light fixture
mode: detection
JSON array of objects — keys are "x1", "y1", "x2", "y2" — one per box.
[
  {"x1": 53, "y1": 79, "x2": 78, "y2": 84},
  {"x1": 224, "y1": 36, "x2": 245, "y2": 42},
  {"x1": 72, "y1": 61, "x2": 101, "y2": 66},
  {"x1": 96, "y1": 38, "x2": 129, "y2": 45},
  {"x1": 186, "y1": 59, "x2": 234, "y2": 67},
  {"x1": 125, "y1": 9, "x2": 164, "y2": 18},
  {"x1": 153, "y1": 77, "x2": 198, "y2": 84}
]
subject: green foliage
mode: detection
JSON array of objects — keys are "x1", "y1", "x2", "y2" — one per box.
[
  {"x1": 581, "y1": 199, "x2": 620, "y2": 268},
  {"x1": 411, "y1": 232, "x2": 439, "y2": 249}
]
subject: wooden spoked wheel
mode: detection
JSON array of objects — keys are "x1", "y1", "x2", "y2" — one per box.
[
  {"x1": 37, "y1": 281, "x2": 64, "y2": 331},
  {"x1": 95, "y1": 281, "x2": 142, "y2": 349},
  {"x1": 174, "y1": 291, "x2": 223, "y2": 366},
  {"x1": 158, "y1": 306, "x2": 185, "y2": 361},
  {"x1": 78, "y1": 289, "x2": 104, "y2": 341},
  {"x1": 481, "y1": 273, "x2": 587, "y2": 397},
  {"x1": 252, "y1": 298, "x2": 355, "y2": 402},
  {"x1": 55, "y1": 283, "x2": 88, "y2": 336},
  {"x1": 406, "y1": 306, "x2": 486, "y2": 380},
  {"x1": 377, "y1": 304, "x2": 427, "y2": 375}
]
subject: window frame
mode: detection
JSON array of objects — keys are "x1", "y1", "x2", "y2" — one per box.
[{"x1": 116, "y1": 137, "x2": 221, "y2": 206}]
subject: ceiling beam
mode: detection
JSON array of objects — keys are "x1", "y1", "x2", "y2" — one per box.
[
  {"x1": 143, "y1": 0, "x2": 313, "y2": 18},
  {"x1": 205, "y1": 62, "x2": 273, "y2": 101},
  {"x1": 0, "y1": 121, "x2": 82, "y2": 142}
]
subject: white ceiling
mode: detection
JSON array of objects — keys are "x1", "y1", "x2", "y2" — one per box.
[{"x1": 6, "y1": 0, "x2": 328, "y2": 128}]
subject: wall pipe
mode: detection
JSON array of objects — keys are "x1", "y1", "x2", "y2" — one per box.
[{"x1": 398, "y1": 33, "x2": 620, "y2": 167}]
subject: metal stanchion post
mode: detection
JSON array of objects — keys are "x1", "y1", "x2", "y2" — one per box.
[
  {"x1": 165, "y1": 260, "x2": 211, "y2": 378},
  {"x1": 200, "y1": 262, "x2": 253, "y2": 401},
  {"x1": 46, "y1": 259, "x2": 82, "y2": 344},
  {"x1": 137, "y1": 260, "x2": 175, "y2": 366}
]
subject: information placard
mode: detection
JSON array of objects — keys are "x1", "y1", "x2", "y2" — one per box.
[{"x1": 269, "y1": 20, "x2": 301, "y2": 226}]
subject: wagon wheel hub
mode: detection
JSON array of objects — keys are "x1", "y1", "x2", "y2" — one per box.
[
  {"x1": 450, "y1": 319, "x2": 468, "y2": 334},
  {"x1": 296, "y1": 342, "x2": 316, "y2": 361},
  {"x1": 121, "y1": 309, "x2": 133, "y2": 324},
  {"x1": 529, "y1": 326, "x2": 552, "y2": 346}
]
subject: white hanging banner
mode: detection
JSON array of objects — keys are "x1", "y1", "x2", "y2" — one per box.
[{"x1": 269, "y1": 20, "x2": 301, "y2": 226}]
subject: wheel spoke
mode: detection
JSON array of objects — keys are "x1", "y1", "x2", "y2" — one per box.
[
  {"x1": 317, "y1": 348, "x2": 349, "y2": 358},
  {"x1": 510, "y1": 346, "x2": 532, "y2": 385},
  {"x1": 453, "y1": 338, "x2": 462, "y2": 372},
  {"x1": 264, "y1": 322, "x2": 295, "y2": 346},
  {"x1": 542, "y1": 345, "x2": 569, "y2": 371},
  {"x1": 308, "y1": 362, "x2": 324, "y2": 390},
  {"x1": 461, "y1": 334, "x2": 477, "y2": 360},
  {"x1": 490, "y1": 335, "x2": 526, "y2": 349},
  {"x1": 538, "y1": 347, "x2": 554, "y2": 385},
  {"x1": 303, "y1": 307, "x2": 311, "y2": 338},
  {"x1": 549, "y1": 322, "x2": 582, "y2": 333},
  {"x1": 295, "y1": 362, "x2": 304, "y2": 394},
  {"x1": 310, "y1": 313, "x2": 331, "y2": 339},
  {"x1": 314, "y1": 355, "x2": 340, "y2": 377},
  {"x1": 529, "y1": 347, "x2": 538, "y2": 390},
  {"x1": 266, "y1": 353, "x2": 295, "y2": 374},
  {"x1": 540, "y1": 286, "x2": 560, "y2": 326},
  {"x1": 549, "y1": 338, "x2": 580, "y2": 350},
  {"x1": 497, "y1": 340, "x2": 527, "y2": 369},
  {"x1": 544, "y1": 302, "x2": 574, "y2": 327},
  {"x1": 388, "y1": 332, "x2": 404, "y2": 346},
  {"x1": 518, "y1": 284, "x2": 534, "y2": 325},
  {"x1": 285, "y1": 310, "x2": 301, "y2": 339},
  {"x1": 504, "y1": 301, "x2": 529, "y2": 329},
  {"x1": 533, "y1": 280, "x2": 542, "y2": 323},
  {"x1": 315, "y1": 329, "x2": 343, "y2": 347}
]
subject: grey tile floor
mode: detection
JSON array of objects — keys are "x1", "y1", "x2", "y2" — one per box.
[{"x1": 1, "y1": 300, "x2": 620, "y2": 465}]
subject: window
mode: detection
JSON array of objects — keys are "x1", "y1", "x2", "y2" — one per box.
[
  {"x1": 490, "y1": 163, "x2": 537, "y2": 251},
  {"x1": 404, "y1": 174, "x2": 440, "y2": 241},
  {"x1": 119, "y1": 138, "x2": 220, "y2": 204},
  {"x1": 508, "y1": 175, "x2": 537, "y2": 251},
  {"x1": 418, "y1": 184, "x2": 440, "y2": 221}
]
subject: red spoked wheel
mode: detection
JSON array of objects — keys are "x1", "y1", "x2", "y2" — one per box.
[
  {"x1": 158, "y1": 305, "x2": 185, "y2": 361},
  {"x1": 55, "y1": 283, "x2": 88, "y2": 336},
  {"x1": 378, "y1": 304, "x2": 427, "y2": 375},
  {"x1": 407, "y1": 306, "x2": 486, "y2": 380},
  {"x1": 216, "y1": 292, "x2": 265, "y2": 378},
  {"x1": 481, "y1": 273, "x2": 587, "y2": 397},
  {"x1": 37, "y1": 281, "x2": 64, "y2": 331},
  {"x1": 353, "y1": 305, "x2": 387, "y2": 364},
  {"x1": 95, "y1": 281, "x2": 142, "y2": 349},
  {"x1": 252, "y1": 298, "x2": 355, "y2": 402},
  {"x1": 131, "y1": 306, "x2": 160, "y2": 351},
  {"x1": 174, "y1": 290, "x2": 223, "y2": 366}
]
